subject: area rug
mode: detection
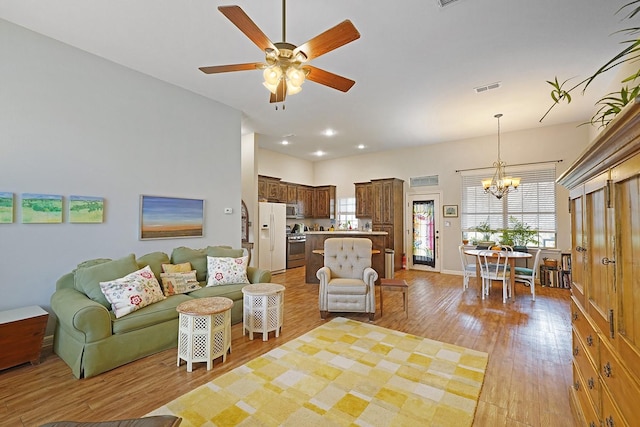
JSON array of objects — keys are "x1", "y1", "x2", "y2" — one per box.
[{"x1": 147, "y1": 317, "x2": 488, "y2": 426}]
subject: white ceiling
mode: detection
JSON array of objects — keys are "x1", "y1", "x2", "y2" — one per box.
[{"x1": 0, "y1": 0, "x2": 631, "y2": 161}]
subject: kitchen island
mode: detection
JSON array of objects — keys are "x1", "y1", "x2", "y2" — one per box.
[{"x1": 304, "y1": 231, "x2": 389, "y2": 284}]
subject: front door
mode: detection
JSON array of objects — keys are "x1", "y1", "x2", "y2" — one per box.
[{"x1": 407, "y1": 193, "x2": 441, "y2": 272}]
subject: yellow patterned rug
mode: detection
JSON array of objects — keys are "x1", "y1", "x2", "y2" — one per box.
[{"x1": 147, "y1": 317, "x2": 488, "y2": 426}]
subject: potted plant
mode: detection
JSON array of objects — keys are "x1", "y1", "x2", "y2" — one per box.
[
  {"x1": 541, "y1": 2, "x2": 640, "y2": 128},
  {"x1": 499, "y1": 217, "x2": 538, "y2": 251},
  {"x1": 473, "y1": 220, "x2": 495, "y2": 246}
]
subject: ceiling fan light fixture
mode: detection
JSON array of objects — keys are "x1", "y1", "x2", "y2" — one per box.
[
  {"x1": 286, "y1": 67, "x2": 306, "y2": 87},
  {"x1": 263, "y1": 66, "x2": 283, "y2": 85},
  {"x1": 286, "y1": 83, "x2": 302, "y2": 95}
]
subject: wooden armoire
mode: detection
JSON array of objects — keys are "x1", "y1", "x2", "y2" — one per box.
[{"x1": 557, "y1": 101, "x2": 640, "y2": 427}]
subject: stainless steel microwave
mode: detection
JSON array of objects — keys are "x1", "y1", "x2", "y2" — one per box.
[{"x1": 286, "y1": 204, "x2": 301, "y2": 218}]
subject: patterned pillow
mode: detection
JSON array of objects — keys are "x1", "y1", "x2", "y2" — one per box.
[
  {"x1": 99, "y1": 265, "x2": 166, "y2": 318},
  {"x1": 162, "y1": 262, "x2": 193, "y2": 274},
  {"x1": 206, "y1": 256, "x2": 249, "y2": 286},
  {"x1": 160, "y1": 270, "x2": 200, "y2": 296}
]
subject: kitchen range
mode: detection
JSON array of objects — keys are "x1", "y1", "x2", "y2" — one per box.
[{"x1": 286, "y1": 223, "x2": 306, "y2": 269}]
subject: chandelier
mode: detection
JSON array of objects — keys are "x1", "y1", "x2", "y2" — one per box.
[{"x1": 481, "y1": 113, "x2": 520, "y2": 199}]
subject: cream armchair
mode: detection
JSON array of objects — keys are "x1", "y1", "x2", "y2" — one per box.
[{"x1": 317, "y1": 238, "x2": 378, "y2": 320}]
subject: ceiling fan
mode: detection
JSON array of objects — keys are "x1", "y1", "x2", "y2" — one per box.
[{"x1": 199, "y1": 1, "x2": 360, "y2": 104}]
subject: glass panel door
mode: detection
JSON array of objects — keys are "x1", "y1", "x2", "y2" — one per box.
[{"x1": 407, "y1": 193, "x2": 441, "y2": 271}]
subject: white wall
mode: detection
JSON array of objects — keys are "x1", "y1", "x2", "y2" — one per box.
[
  {"x1": 257, "y1": 147, "x2": 314, "y2": 186},
  {"x1": 0, "y1": 20, "x2": 243, "y2": 313},
  {"x1": 260, "y1": 122, "x2": 591, "y2": 273}
]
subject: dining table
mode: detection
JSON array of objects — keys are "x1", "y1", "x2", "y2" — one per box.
[{"x1": 463, "y1": 248, "x2": 532, "y2": 296}]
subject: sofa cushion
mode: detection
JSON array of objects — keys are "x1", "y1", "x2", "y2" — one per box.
[
  {"x1": 74, "y1": 254, "x2": 139, "y2": 308},
  {"x1": 161, "y1": 262, "x2": 192, "y2": 273},
  {"x1": 99, "y1": 266, "x2": 166, "y2": 318},
  {"x1": 206, "y1": 246, "x2": 244, "y2": 258},
  {"x1": 206, "y1": 256, "x2": 249, "y2": 286},
  {"x1": 112, "y1": 293, "x2": 191, "y2": 334},
  {"x1": 160, "y1": 270, "x2": 200, "y2": 296},
  {"x1": 170, "y1": 247, "x2": 208, "y2": 282},
  {"x1": 187, "y1": 282, "x2": 246, "y2": 301},
  {"x1": 137, "y1": 252, "x2": 170, "y2": 281}
]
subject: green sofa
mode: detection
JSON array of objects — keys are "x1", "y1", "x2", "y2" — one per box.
[{"x1": 50, "y1": 246, "x2": 271, "y2": 379}]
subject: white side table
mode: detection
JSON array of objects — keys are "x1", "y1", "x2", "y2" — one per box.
[
  {"x1": 242, "y1": 283, "x2": 285, "y2": 341},
  {"x1": 176, "y1": 297, "x2": 233, "y2": 372}
]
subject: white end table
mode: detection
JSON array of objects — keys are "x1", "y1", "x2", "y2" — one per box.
[
  {"x1": 242, "y1": 283, "x2": 285, "y2": 341},
  {"x1": 176, "y1": 297, "x2": 233, "y2": 372}
]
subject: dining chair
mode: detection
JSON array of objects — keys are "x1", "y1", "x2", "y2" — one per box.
[
  {"x1": 458, "y1": 245, "x2": 476, "y2": 290},
  {"x1": 478, "y1": 250, "x2": 511, "y2": 303},
  {"x1": 514, "y1": 248, "x2": 542, "y2": 301}
]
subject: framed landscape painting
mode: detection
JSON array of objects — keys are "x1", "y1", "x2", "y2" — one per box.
[
  {"x1": 22, "y1": 193, "x2": 63, "y2": 223},
  {"x1": 140, "y1": 195, "x2": 204, "y2": 240},
  {"x1": 69, "y1": 195, "x2": 104, "y2": 223},
  {"x1": 0, "y1": 192, "x2": 14, "y2": 223}
]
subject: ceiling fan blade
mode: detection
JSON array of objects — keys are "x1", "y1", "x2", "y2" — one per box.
[
  {"x1": 199, "y1": 63, "x2": 263, "y2": 74},
  {"x1": 293, "y1": 20, "x2": 360, "y2": 61},
  {"x1": 270, "y1": 80, "x2": 287, "y2": 103},
  {"x1": 304, "y1": 66, "x2": 356, "y2": 92},
  {"x1": 218, "y1": 5, "x2": 276, "y2": 52}
]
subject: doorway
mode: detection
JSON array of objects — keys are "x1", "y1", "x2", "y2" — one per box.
[{"x1": 407, "y1": 193, "x2": 441, "y2": 272}]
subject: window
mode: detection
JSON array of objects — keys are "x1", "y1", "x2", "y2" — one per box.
[
  {"x1": 461, "y1": 165, "x2": 557, "y2": 247},
  {"x1": 337, "y1": 197, "x2": 358, "y2": 230}
]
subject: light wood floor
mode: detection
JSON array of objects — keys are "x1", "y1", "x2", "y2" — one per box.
[{"x1": 0, "y1": 268, "x2": 577, "y2": 427}]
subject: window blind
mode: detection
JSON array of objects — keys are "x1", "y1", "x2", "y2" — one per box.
[{"x1": 461, "y1": 166, "x2": 557, "y2": 245}]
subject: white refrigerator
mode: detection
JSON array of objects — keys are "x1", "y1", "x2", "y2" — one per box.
[{"x1": 258, "y1": 202, "x2": 287, "y2": 274}]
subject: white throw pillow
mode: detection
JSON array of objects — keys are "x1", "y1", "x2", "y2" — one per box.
[
  {"x1": 206, "y1": 256, "x2": 249, "y2": 286},
  {"x1": 99, "y1": 265, "x2": 166, "y2": 318},
  {"x1": 160, "y1": 270, "x2": 200, "y2": 296}
]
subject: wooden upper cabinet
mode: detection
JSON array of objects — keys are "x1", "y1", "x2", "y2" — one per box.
[
  {"x1": 355, "y1": 182, "x2": 372, "y2": 217},
  {"x1": 258, "y1": 176, "x2": 268, "y2": 200},
  {"x1": 314, "y1": 186, "x2": 336, "y2": 219},
  {"x1": 301, "y1": 186, "x2": 314, "y2": 218},
  {"x1": 287, "y1": 184, "x2": 297, "y2": 204}
]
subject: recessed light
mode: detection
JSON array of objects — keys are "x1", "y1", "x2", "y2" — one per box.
[
  {"x1": 314, "y1": 150, "x2": 325, "y2": 157},
  {"x1": 323, "y1": 129, "x2": 335, "y2": 137},
  {"x1": 357, "y1": 144, "x2": 365, "y2": 149},
  {"x1": 281, "y1": 140, "x2": 289, "y2": 145}
]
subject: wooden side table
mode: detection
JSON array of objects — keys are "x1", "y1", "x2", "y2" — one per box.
[
  {"x1": 242, "y1": 283, "x2": 285, "y2": 341},
  {"x1": 176, "y1": 297, "x2": 233, "y2": 372},
  {"x1": 0, "y1": 306, "x2": 49, "y2": 370},
  {"x1": 378, "y1": 278, "x2": 409, "y2": 318}
]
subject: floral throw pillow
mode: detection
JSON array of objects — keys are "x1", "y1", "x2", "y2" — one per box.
[
  {"x1": 160, "y1": 270, "x2": 200, "y2": 296},
  {"x1": 99, "y1": 265, "x2": 166, "y2": 318},
  {"x1": 206, "y1": 256, "x2": 249, "y2": 286}
]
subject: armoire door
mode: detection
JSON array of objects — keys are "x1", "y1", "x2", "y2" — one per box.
[{"x1": 585, "y1": 182, "x2": 616, "y2": 341}]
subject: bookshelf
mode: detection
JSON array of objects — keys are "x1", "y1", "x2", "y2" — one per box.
[{"x1": 539, "y1": 253, "x2": 571, "y2": 288}]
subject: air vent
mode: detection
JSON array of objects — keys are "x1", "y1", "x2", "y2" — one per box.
[
  {"x1": 437, "y1": 0, "x2": 460, "y2": 7},
  {"x1": 474, "y1": 82, "x2": 501, "y2": 94},
  {"x1": 410, "y1": 175, "x2": 439, "y2": 187}
]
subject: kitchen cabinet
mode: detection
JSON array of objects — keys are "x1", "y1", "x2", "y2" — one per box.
[
  {"x1": 299, "y1": 186, "x2": 314, "y2": 218},
  {"x1": 558, "y1": 100, "x2": 640, "y2": 427},
  {"x1": 313, "y1": 186, "x2": 336, "y2": 219},
  {"x1": 371, "y1": 178, "x2": 404, "y2": 271},
  {"x1": 287, "y1": 184, "x2": 297, "y2": 204},
  {"x1": 257, "y1": 175, "x2": 288, "y2": 203},
  {"x1": 355, "y1": 182, "x2": 372, "y2": 217}
]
